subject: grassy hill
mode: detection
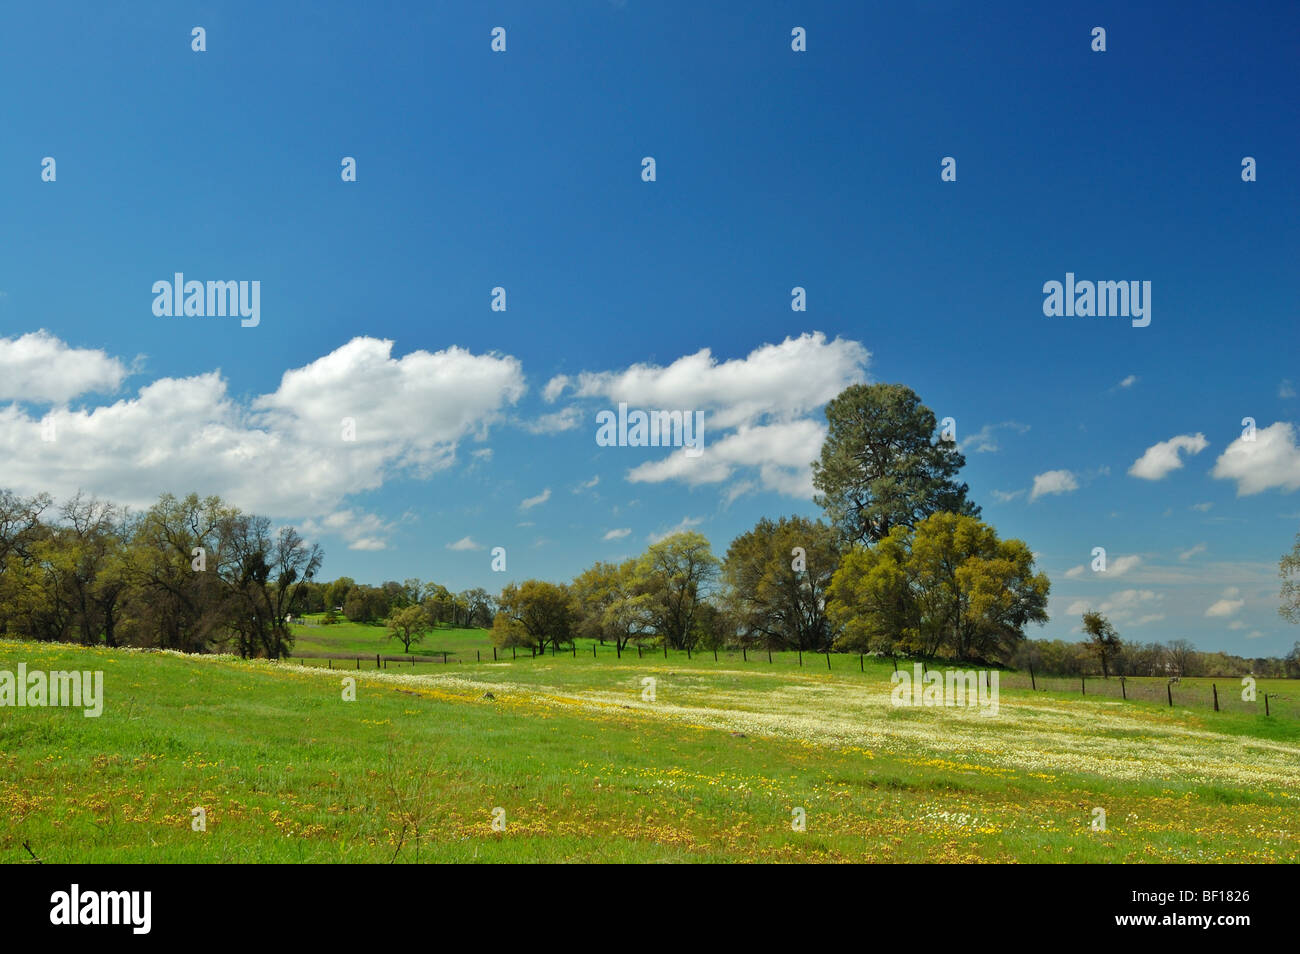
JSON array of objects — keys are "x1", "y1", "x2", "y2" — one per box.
[{"x1": 2, "y1": 638, "x2": 1297, "y2": 863}]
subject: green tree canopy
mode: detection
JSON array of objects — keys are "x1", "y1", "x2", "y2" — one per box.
[
  {"x1": 387, "y1": 604, "x2": 431, "y2": 653},
  {"x1": 828, "y1": 512, "x2": 1048, "y2": 662},
  {"x1": 722, "y1": 515, "x2": 840, "y2": 651},
  {"x1": 635, "y1": 531, "x2": 720, "y2": 650},
  {"x1": 571, "y1": 559, "x2": 654, "y2": 651},
  {"x1": 812, "y1": 383, "x2": 978, "y2": 545},
  {"x1": 1280, "y1": 529, "x2": 1300, "y2": 624},
  {"x1": 1081, "y1": 610, "x2": 1121, "y2": 678},
  {"x1": 491, "y1": 580, "x2": 577, "y2": 653}
]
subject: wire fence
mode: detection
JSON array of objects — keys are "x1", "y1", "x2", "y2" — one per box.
[{"x1": 1001, "y1": 669, "x2": 1299, "y2": 719}]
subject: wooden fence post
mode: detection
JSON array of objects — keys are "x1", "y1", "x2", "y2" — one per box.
[
  {"x1": 798, "y1": 650, "x2": 803, "y2": 667},
  {"x1": 664, "y1": 643, "x2": 668, "y2": 659},
  {"x1": 1081, "y1": 675, "x2": 1085, "y2": 695},
  {"x1": 860, "y1": 654, "x2": 864, "y2": 672},
  {"x1": 443, "y1": 652, "x2": 448, "y2": 664},
  {"x1": 1265, "y1": 693, "x2": 1270, "y2": 716},
  {"x1": 376, "y1": 654, "x2": 380, "y2": 669},
  {"x1": 1167, "y1": 682, "x2": 1173, "y2": 707},
  {"x1": 1029, "y1": 663, "x2": 1035, "y2": 691},
  {"x1": 768, "y1": 649, "x2": 772, "y2": 664},
  {"x1": 714, "y1": 649, "x2": 718, "y2": 662},
  {"x1": 742, "y1": 646, "x2": 746, "y2": 662},
  {"x1": 826, "y1": 652, "x2": 831, "y2": 670},
  {"x1": 1212, "y1": 683, "x2": 1219, "y2": 712},
  {"x1": 1120, "y1": 677, "x2": 1126, "y2": 700},
  {"x1": 477, "y1": 650, "x2": 481, "y2": 662}
]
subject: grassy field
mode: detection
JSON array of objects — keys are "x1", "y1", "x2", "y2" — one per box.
[
  {"x1": 290, "y1": 617, "x2": 488, "y2": 659},
  {"x1": 2, "y1": 637, "x2": 1298, "y2": 863},
  {"x1": 290, "y1": 618, "x2": 1300, "y2": 719}
]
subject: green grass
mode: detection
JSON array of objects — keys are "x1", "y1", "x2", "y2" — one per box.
[
  {"x1": 290, "y1": 616, "x2": 488, "y2": 659},
  {"x1": 2, "y1": 638, "x2": 1297, "y2": 863}
]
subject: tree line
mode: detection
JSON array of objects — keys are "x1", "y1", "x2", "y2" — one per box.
[
  {"x1": 491, "y1": 383, "x2": 1049, "y2": 662},
  {"x1": 1024, "y1": 628, "x2": 1300, "y2": 679},
  {"x1": 293, "y1": 578, "x2": 496, "y2": 631},
  {"x1": 4, "y1": 382, "x2": 1297, "y2": 668},
  {"x1": 0, "y1": 490, "x2": 319, "y2": 658},
  {"x1": 486, "y1": 383, "x2": 1297, "y2": 669}
]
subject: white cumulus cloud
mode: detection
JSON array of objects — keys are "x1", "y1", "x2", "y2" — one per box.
[
  {"x1": 543, "y1": 332, "x2": 869, "y2": 500},
  {"x1": 546, "y1": 332, "x2": 868, "y2": 430},
  {"x1": 0, "y1": 334, "x2": 525, "y2": 550},
  {"x1": 0, "y1": 330, "x2": 131, "y2": 403},
  {"x1": 1030, "y1": 470, "x2": 1078, "y2": 501},
  {"x1": 1211, "y1": 422, "x2": 1300, "y2": 495},
  {"x1": 625, "y1": 419, "x2": 825, "y2": 499},
  {"x1": 300, "y1": 509, "x2": 394, "y2": 551},
  {"x1": 1205, "y1": 587, "x2": 1244, "y2": 617},
  {"x1": 1128, "y1": 433, "x2": 1209, "y2": 481}
]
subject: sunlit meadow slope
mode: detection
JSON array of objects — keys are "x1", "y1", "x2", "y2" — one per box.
[{"x1": 1, "y1": 640, "x2": 1296, "y2": 863}]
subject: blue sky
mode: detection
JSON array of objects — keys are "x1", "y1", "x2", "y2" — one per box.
[{"x1": 1, "y1": 1, "x2": 1297, "y2": 654}]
